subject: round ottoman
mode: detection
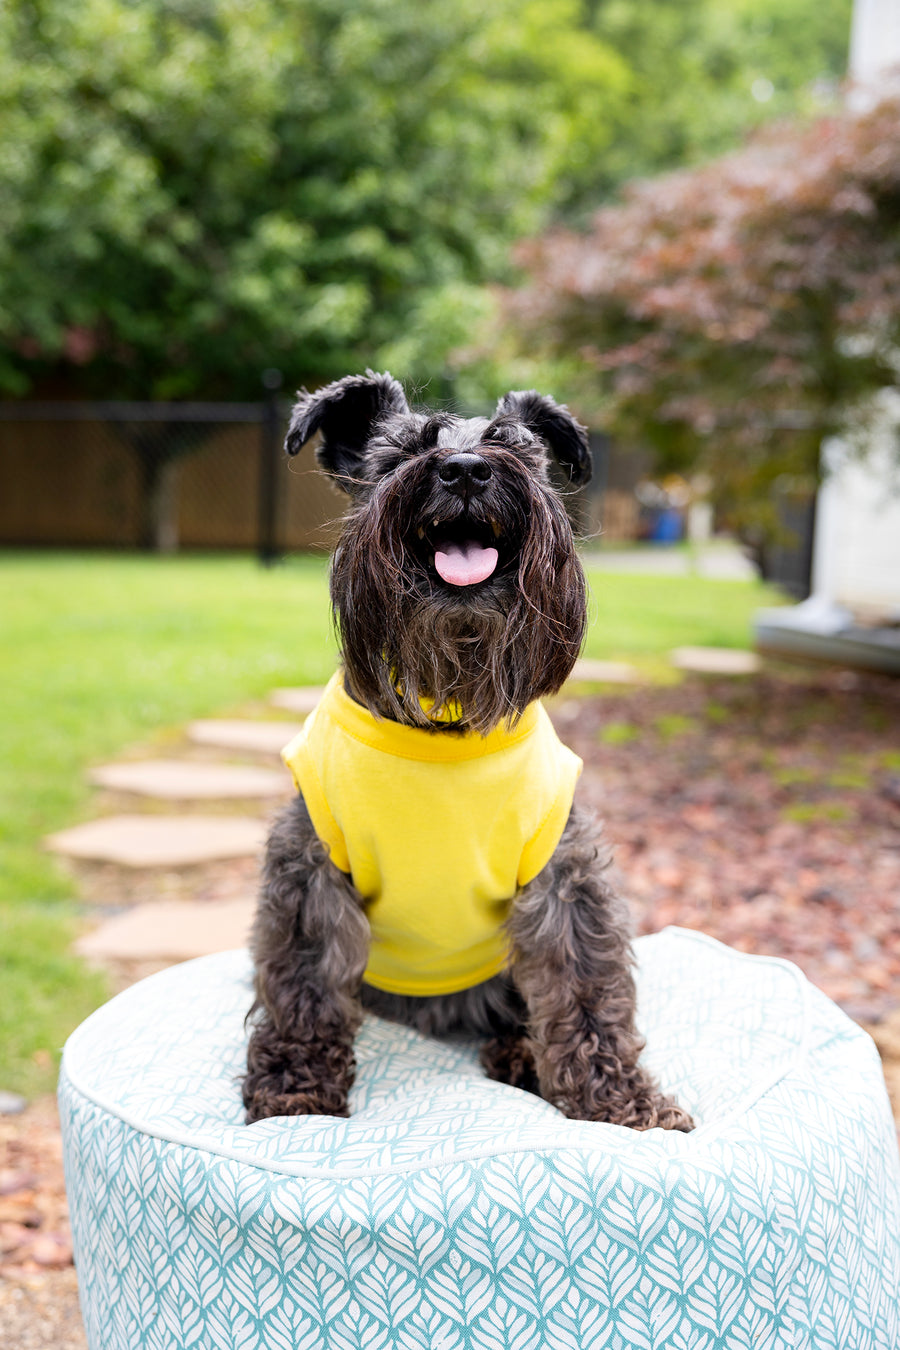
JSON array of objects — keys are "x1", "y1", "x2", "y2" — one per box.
[{"x1": 60, "y1": 928, "x2": 900, "y2": 1349}]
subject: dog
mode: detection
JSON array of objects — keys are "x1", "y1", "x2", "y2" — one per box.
[{"x1": 242, "y1": 371, "x2": 693, "y2": 1132}]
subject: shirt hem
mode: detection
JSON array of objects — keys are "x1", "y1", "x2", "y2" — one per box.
[{"x1": 362, "y1": 953, "x2": 508, "y2": 997}]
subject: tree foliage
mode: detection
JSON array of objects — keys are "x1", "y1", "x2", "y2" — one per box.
[
  {"x1": 510, "y1": 97, "x2": 900, "y2": 548},
  {"x1": 0, "y1": 0, "x2": 853, "y2": 400},
  {"x1": 570, "y1": 0, "x2": 852, "y2": 213},
  {"x1": 0, "y1": 0, "x2": 629, "y2": 398}
]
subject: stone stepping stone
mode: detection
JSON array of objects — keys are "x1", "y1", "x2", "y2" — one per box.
[
  {"x1": 270, "y1": 686, "x2": 326, "y2": 715},
  {"x1": 46, "y1": 815, "x2": 267, "y2": 868},
  {"x1": 188, "y1": 719, "x2": 304, "y2": 756},
  {"x1": 670, "y1": 646, "x2": 761, "y2": 675},
  {"x1": 87, "y1": 759, "x2": 291, "y2": 799},
  {"x1": 75, "y1": 898, "x2": 256, "y2": 962},
  {"x1": 568, "y1": 658, "x2": 641, "y2": 684}
]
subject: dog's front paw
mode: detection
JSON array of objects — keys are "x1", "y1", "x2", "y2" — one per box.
[
  {"x1": 649, "y1": 1097, "x2": 695, "y2": 1133},
  {"x1": 625, "y1": 1097, "x2": 695, "y2": 1133},
  {"x1": 243, "y1": 1084, "x2": 350, "y2": 1123},
  {"x1": 243, "y1": 1023, "x2": 355, "y2": 1122},
  {"x1": 547, "y1": 1064, "x2": 695, "y2": 1132},
  {"x1": 593, "y1": 1085, "x2": 695, "y2": 1133}
]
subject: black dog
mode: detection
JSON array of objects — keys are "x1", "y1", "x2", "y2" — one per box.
[{"x1": 243, "y1": 371, "x2": 693, "y2": 1132}]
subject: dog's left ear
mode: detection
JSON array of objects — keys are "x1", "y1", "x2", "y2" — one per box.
[
  {"x1": 285, "y1": 370, "x2": 410, "y2": 488},
  {"x1": 495, "y1": 391, "x2": 592, "y2": 486}
]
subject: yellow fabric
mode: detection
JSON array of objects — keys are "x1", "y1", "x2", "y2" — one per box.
[{"x1": 282, "y1": 673, "x2": 583, "y2": 997}]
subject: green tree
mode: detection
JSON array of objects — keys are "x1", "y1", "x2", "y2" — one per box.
[
  {"x1": 0, "y1": 0, "x2": 628, "y2": 400},
  {"x1": 564, "y1": 0, "x2": 853, "y2": 213},
  {"x1": 0, "y1": 0, "x2": 853, "y2": 401}
]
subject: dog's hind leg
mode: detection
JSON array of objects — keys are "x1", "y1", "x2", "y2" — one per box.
[
  {"x1": 509, "y1": 804, "x2": 694, "y2": 1132},
  {"x1": 242, "y1": 795, "x2": 370, "y2": 1123}
]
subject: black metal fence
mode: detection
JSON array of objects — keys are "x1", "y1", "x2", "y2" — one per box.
[
  {"x1": 0, "y1": 398, "x2": 343, "y2": 561},
  {"x1": 764, "y1": 475, "x2": 817, "y2": 599},
  {"x1": 2, "y1": 400, "x2": 752, "y2": 561}
]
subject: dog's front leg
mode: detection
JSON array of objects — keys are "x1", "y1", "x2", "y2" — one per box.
[
  {"x1": 242, "y1": 795, "x2": 369, "y2": 1123},
  {"x1": 510, "y1": 805, "x2": 693, "y2": 1132}
]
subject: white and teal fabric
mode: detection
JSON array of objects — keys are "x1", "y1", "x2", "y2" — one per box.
[{"x1": 60, "y1": 929, "x2": 900, "y2": 1349}]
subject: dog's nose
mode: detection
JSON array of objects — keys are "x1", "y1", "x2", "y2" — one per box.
[{"x1": 438, "y1": 453, "x2": 492, "y2": 496}]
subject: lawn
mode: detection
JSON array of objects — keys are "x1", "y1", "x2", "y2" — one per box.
[
  {"x1": 0, "y1": 549, "x2": 782, "y2": 1094},
  {"x1": 584, "y1": 569, "x2": 777, "y2": 669}
]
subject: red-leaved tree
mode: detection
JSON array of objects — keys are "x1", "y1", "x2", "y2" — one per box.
[{"x1": 510, "y1": 96, "x2": 900, "y2": 560}]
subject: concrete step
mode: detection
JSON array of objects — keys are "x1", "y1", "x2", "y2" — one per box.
[
  {"x1": 187, "y1": 719, "x2": 304, "y2": 756},
  {"x1": 670, "y1": 646, "x2": 761, "y2": 675},
  {"x1": 87, "y1": 759, "x2": 291, "y2": 799},
  {"x1": 75, "y1": 898, "x2": 256, "y2": 962},
  {"x1": 46, "y1": 815, "x2": 267, "y2": 868},
  {"x1": 569, "y1": 658, "x2": 641, "y2": 684},
  {"x1": 269, "y1": 686, "x2": 326, "y2": 715}
]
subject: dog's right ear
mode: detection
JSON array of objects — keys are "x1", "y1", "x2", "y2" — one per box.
[
  {"x1": 285, "y1": 371, "x2": 409, "y2": 489},
  {"x1": 495, "y1": 390, "x2": 592, "y2": 486}
]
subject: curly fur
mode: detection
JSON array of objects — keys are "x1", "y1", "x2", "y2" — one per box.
[
  {"x1": 242, "y1": 372, "x2": 693, "y2": 1132},
  {"x1": 244, "y1": 795, "x2": 369, "y2": 1120}
]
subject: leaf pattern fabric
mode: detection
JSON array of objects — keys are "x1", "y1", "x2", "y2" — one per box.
[{"x1": 59, "y1": 928, "x2": 900, "y2": 1349}]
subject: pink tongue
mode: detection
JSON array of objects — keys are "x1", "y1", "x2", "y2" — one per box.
[{"x1": 434, "y1": 540, "x2": 499, "y2": 586}]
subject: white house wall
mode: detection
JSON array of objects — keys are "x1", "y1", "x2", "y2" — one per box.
[{"x1": 815, "y1": 396, "x2": 900, "y2": 616}]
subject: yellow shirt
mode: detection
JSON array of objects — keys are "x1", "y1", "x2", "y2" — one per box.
[{"x1": 282, "y1": 674, "x2": 582, "y2": 997}]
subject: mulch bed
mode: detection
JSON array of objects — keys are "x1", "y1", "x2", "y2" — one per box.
[
  {"x1": 0, "y1": 1099, "x2": 85, "y2": 1350},
  {"x1": 555, "y1": 665, "x2": 900, "y2": 1025},
  {"x1": 0, "y1": 1099, "x2": 72, "y2": 1281},
  {"x1": 2, "y1": 664, "x2": 898, "y2": 1335}
]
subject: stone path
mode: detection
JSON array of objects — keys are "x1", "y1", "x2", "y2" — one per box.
[
  {"x1": 670, "y1": 646, "x2": 761, "y2": 675},
  {"x1": 50, "y1": 695, "x2": 306, "y2": 967},
  {"x1": 270, "y1": 687, "x2": 326, "y2": 715},
  {"x1": 47, "y1": 815, "x2": 268, "y2": 869},
  {"x1": 570, "y1": 658, "x2": 641, "y2": 684},
  {"x1": 188, "y1": 719, "x2": 304, "y2": 754},
  {"x1": 74, "y1": 898, "x2": 255, "y2": 962},
  {"x1": 87, "y1": 759, "x2": 291, "y2": 798}
]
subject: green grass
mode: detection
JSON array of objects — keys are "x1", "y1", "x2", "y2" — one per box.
[
  {"x1": 0, "y1": 551, "x2": 338, "y2": 1093},
  {"x1": 774, "y1": 767, "x2": 817, "y2": 786},
  {"x1": 0, "y1": 549, "x2": 779, "y2": 1094},
  {"x1": 653, "y1": 713, "x2": 699, "y2": 741},
  {"x1": 1, "y1": 551, "x2": 337, "y2": 906},
  {"x1": 781, "y1": 802, "x2": 852, "y2": 824},
  {"x1": 0, "y1": 904, "x2": 110, "y2": 1098},
  {"x1": 704, "y1": 700, "x2": 730, "y2": 724},
  {"x1": 582, "y1": 566, "x2": 782, "y2": 677},
  {"x1": 597, "y1": 721, "x2": 641, "y2": 746}
]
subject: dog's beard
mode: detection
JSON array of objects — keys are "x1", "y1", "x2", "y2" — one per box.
[{"x1": 330, "y1": 450, "x2": 587, "y2": 735}]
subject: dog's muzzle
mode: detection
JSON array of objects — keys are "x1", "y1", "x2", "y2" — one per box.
[{"x1": 430, "y1": 453, "x2": 500, "y2": 587}]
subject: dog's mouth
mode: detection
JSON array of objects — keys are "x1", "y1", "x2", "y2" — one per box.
[{"x1": 416, "y1": 516, "x2": 504, "y2": 588}]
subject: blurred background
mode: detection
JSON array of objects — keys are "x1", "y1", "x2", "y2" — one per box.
[
  {"x1": 1, "y1": 0, "x2": 899, "y2": 1329},
  {"x1": 0, "y1": 0, "x2": 880, "y2": 570}
]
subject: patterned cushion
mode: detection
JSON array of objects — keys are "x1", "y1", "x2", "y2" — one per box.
[{"x1": 59, "y1": 928, "x2": 900, "y2": 1350}]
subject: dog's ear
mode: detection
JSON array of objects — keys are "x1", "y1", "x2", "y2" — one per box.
[
  {"x1": 285, "y1": 371, "x2": 410, "y2": 488},
  {"x1": 495, "y1": 391, "x2": 592, "y2": 486}
]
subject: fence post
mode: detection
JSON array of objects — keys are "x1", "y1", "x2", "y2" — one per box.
[
  {"x1": 587, "y1": 431, "x2": 609, "y2": 543},
  {"x1": 258, "y1": 369, "x2": 283, "y2": 566}
]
